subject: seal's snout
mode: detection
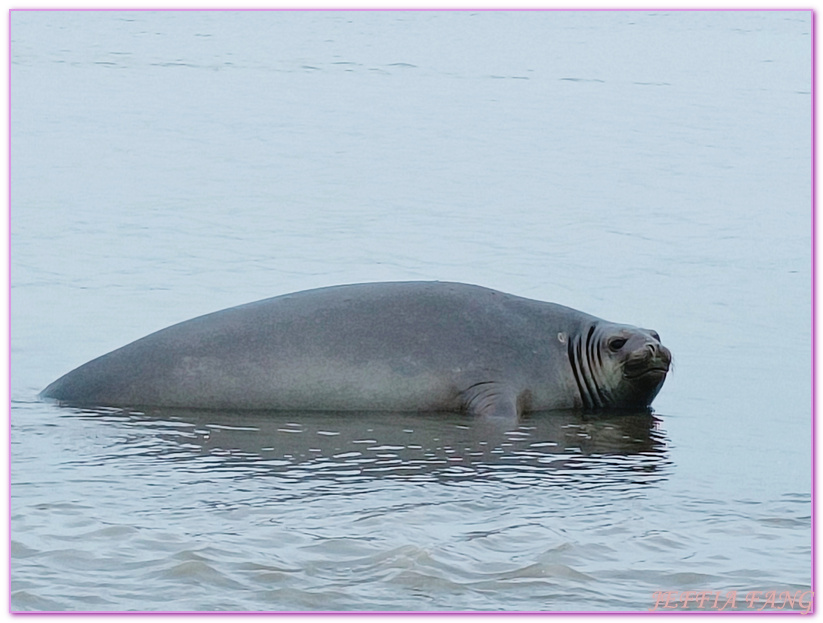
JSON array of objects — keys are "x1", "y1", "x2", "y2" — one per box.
[
  {"x1": 645, "y1": 341, "x2": 672, "y2": 366},
  {"x1": 659, "y1": 343, "x2": 672, "y2": 368},
  {"x1": 622, "y1": 332, "x2": 671, "y2": 383}
]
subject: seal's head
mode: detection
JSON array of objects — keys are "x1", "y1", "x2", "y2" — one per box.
[{"x1": 567, "y1": 322, "x2": 671, "y2": 410}]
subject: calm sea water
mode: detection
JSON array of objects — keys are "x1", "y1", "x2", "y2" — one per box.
[{"x1": 11, "y1": 10, "x2": 812, "y2": 612}]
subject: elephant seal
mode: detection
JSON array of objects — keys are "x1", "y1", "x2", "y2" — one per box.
[{"x1": 40, "y1": 281, "x2": 671, "y2": 417}]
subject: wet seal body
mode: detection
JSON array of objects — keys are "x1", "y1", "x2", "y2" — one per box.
[{"x1": 41, "y1": 282, "x2": 671, "y2": 417}]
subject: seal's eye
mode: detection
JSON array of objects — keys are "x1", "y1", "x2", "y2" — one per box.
[
  {"x1": 651, "y1": 331, "x2": 660, "y2": 342},
  {"x1": 608, "y1": 337, "x2": 627, "y2": 352}
]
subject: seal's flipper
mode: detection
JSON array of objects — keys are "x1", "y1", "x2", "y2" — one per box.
[{"x1": 462, "y1": 382, "x2": 520, "y2": 419}]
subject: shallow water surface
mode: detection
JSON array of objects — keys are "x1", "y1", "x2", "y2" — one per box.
[
  {"x1": 11, "y1": 9, "x2": 812, "y2": 612},
  {"x1": 11, "y1": 405, "x2": 674, "y2": 610}
]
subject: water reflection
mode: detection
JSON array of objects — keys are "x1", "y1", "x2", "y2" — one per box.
[{"x1": 65, "y1": 408, "x2": 671, "y2": 490}]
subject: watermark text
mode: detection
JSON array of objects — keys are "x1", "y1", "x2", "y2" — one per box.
[{"x1": 650, "y1": 589, "x2": 813, "y2": 614}]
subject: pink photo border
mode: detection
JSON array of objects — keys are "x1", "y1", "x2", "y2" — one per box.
[{"x1": 5, "y1": 6, "x2": 816, "y2": 617}]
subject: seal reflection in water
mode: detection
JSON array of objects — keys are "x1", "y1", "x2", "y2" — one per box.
[{"x1": 41, "y1": 282, "x2": 672, "y2": 418}]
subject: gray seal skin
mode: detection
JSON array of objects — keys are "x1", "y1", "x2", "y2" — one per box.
[{"x1": 40, "y1": 281, "x2": 672, "y2": 417}]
